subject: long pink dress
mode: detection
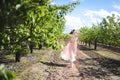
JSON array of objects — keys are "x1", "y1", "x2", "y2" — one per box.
[{"x1": 61, "y1": 35, "x2": 78, "y2": 62}]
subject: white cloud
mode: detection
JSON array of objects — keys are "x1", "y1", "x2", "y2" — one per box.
[
  {"x1": 65, "y1": 9, "x2": 110, "y2": 32},
  {"x1": 50, "y1": 0, "x2": 55, "y2": 5},
  {"x1": 71, "y1": 0, "x2": 85, "y2": 3},
  {"x1": 83, "y1": 9, "x2": 111, "y2": 26},
  {"x1": 65, "y1": 15, "x2": 84, "y2": 28},
  {"x1": 64, "y1": 15, "x2": 85, "y2": 33},
  {"x1": 64, "y1": 9, "x2": 120, "y2": 33},
  {"x1": 50, "y1": 2, "x2": 55, "y2": 5},
  {"x1": 111, "y1": 11, "x2": 120, "y2": 16},
  {"x1": 84, "y1": 9, "x2": 110, "y2": 18},
  {"x1": 71, "y1": 0, "x2": 78, "y2": 1},
  {"x1": 82, "y1": 9, "x2": 120, "y2": 26},
  {"x1": 113, "y1": 5, "x2": 120, "y2": 10},
  {"x1": 79, "y1": 0, "x2": 85, "y2": 2}
]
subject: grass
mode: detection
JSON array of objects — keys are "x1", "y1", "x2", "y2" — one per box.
[
  {"x1": 5, "y1": 54, "x2": 15, "y2": 59},
  {"x1": 95, "y1": 50, "x2": 120, "y2": 61},
  {"x1": 17, "y1": 48, "x2": 53, "y2": 80}
]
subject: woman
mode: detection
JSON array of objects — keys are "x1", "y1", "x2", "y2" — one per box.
[{"x1": 61, "y1": 29, "x2": 78, "y2": 68}]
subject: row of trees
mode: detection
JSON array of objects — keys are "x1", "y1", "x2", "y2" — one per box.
[
  {"x1": 0, "y1": 0, "x2": 79, "y2": 62},
  {"x1": 79, "y1": 14, "x2": 120, "y2": 49}
]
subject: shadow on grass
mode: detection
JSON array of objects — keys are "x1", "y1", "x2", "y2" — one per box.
[
  {"x1": 40, "y1": 61, "x2": 67, "y2": 67},
  {"x1": 0, "y1": 57, "x2": 14, "y2": 64},
  {"x1": 78, "y1": 45, "x2": 94, "y2": 51},
  {"x1": 78, "y1": 58, "x2": 120, "y2": 79}
]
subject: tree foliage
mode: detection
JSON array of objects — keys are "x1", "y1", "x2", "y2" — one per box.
[
  {"x1": 0, "y1": 64, "x2": 17, "y2": 80},
  {"x1": 0, "y1": 0, "x2": 79, "y2": 61},
  {"x1": 79, "y1": 14, "x2": 120, "y2": 49}
]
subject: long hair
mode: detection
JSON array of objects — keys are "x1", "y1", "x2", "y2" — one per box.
[{"x1": 69, "y1": 29, "x2": 75, "y2": 34}]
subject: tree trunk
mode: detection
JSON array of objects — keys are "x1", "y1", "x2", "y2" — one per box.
[
  {"x1": 30, "y1": 47, "x2": 33, "y2": 53},
  {"x1": 94, "y1": 39, "x2": 97, "y2": 50},
  {"x1": 39, "y1": 44, "x2": 42, "y2": 50},
  {"x1": 29, "y1": 44, "x2": 33, "y2": 53},
  {"x1": 85, "y1": 41, "x2": 87, "y2": 46},
  {"x1": 88, "y1": 41, "x2": 91, "y2": 48},
  {"x1": 15, "y1": 52, "x2": 21, "y2": 62}
]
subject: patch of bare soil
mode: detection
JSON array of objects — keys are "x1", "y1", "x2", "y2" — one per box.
[
  {"x1": 78, "y1": 44, "x2": 120, "y2": 80},
  {"x1": 3, "y1": 44, "x2": 120, "y2": 80}
]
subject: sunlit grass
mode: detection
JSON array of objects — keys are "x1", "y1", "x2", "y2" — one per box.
[
  {"x1": 20, "y1": 57, "x2": 29, "y2": 64},
  {"x1": 5, "y1": 54, "x2": 15, "y2": 59},
  {"x1": 95, "y1": 50, "x2": 120, "y2": 61}
]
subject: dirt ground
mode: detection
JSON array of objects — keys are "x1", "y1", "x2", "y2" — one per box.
[{"x1": 4, "y1": 44, "x2": 120, "y2": 80}]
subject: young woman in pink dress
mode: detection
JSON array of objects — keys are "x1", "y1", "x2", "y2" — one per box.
[{"x1": 61, "y1": 29, "x2": 78, "y2": 68}]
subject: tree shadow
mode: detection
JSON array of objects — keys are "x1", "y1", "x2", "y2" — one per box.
[
  {"x1": 94, "y1": 58, "x2": 120, "y2": 75},
  {"x1": 98, "y1": 44, "x2": 120, "y2": 53},
  {"x1": 0, "y1": 50, "x2": 15, "y2": 64},
  {"x1": 77, "y1": 57, "x2": 120, "y2": 79},
  {"x1": 0, "y1": 57, "x2": 14, "y2": 64},
  {"x1": 40, "y1": 61, "x2": 67, "y2": 67},
  {"x1": 78, "y1": 45, "x2": 94, "y2": 51}
]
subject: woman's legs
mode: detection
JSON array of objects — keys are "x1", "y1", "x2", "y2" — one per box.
[
  {"x1": 70, "y1": 53, "x2": 76, "y2": 68},
  {"x1": 70, "y1": 61, "x2": 73, "y2": 68},
  {"x1": 68, "y1": 44, "x2": 76, "y2": 68}
]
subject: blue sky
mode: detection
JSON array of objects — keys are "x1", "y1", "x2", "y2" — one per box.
[{"x1": 52, "y1": 0, "x2": 120, "y2": 33}]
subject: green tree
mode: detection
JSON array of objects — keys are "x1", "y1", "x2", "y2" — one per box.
[
  {"x1": 0, "y1": 64, "x2": 17, "y2": 80},
  {"x1": 0, "y1": 0, "x2": 80, "y2": 62},
  {"x1": 99, "y1": 14, "x2": 120, "y2": 47}
]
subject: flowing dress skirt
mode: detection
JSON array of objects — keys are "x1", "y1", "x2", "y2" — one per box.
[{"x1": 61, "y1": 42, "x2": 76, "y2": 62}]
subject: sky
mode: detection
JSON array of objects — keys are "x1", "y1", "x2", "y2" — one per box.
[{"x1": 52, "y1": 0, "x2": 120, "y2": 33}]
